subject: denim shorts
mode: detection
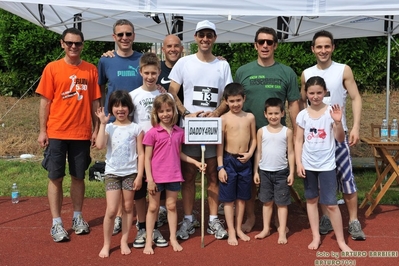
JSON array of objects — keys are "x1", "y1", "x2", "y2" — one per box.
[
  {"x1": 303, "y1": 169, "x2": 337, "y2": 205},
  {"x1": 156, "y1": 182, "x2": 181, "y2": 192},
  {"x1": 104, "y1": 173, "x2": 137, "y2": 191},
  {"x1": 258, "y1": 168, "x2": 291, "y2": 206}
]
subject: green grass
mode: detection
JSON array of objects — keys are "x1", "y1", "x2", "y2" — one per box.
[
  {"x1": 1, "y1": 159, "x2": 398, "y2": 205},
  {"x1": 0, "y1": 159, "x2": 105, "y2": 198}
]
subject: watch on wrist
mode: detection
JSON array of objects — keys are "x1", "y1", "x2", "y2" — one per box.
[
  {"x1": 182, "y1": 109, "x2": 191, "y2": 119},
  {"x1": 217, "y1": 166, "x2": 225, "y2": 172}
]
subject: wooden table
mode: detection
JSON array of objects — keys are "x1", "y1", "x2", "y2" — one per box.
[{"x1": 359, "y1": 136, "x2": 399, "y2": 217}]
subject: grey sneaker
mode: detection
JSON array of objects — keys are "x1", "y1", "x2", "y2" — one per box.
[
  {"x1": 133, "y1": 228, "x2": 146, "y2": 248},
  {"x1": 218, "y1": 203, "x2": 225, "y2": 216},
  {"x1": 217, "y1": 203, "x2": 235, "y2": 216},
  {"x1": 51, "y1": 223, "x2": 69, "y2": 242},
  {"x1": 319, "y1": 215, "x2": 333, "y2": 235},
  {"x1": 176, "y1": 218, "x2": 195, "y2": 240},
  {"x1": 348, "y1": 220, "x2": 366, "y2": 240},
  {"x1": 72, "y1": 215, "x2": 90, "y2": 235},
  {"x1": 207, "y1": 218, "x2": 228, "y2": 239},
  {"x1": 153, "y1": 229, "x2": 168, "y2": 247},
  {"x1": 192, "y1": 210, "x2": 200, "y2": 228},
  {"x1": 157, "y1": 207, "x2": 168, "y2": 228},
  {"x1": 112, "y1": 216, "x2": 122, "y2": 235}
]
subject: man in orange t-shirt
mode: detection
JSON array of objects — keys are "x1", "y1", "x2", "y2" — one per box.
[{"x1": 36, "y1": 28, "x2": 101, "y2": 243}]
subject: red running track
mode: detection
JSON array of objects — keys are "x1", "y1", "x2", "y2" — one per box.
[{"x1": 0, "y1": 197, "x2": 398, "y2": 265}]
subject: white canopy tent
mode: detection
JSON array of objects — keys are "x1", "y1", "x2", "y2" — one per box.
[
  {"x1": 1, "y1": 1, "x2": 399, "y2": 43},
  {"x1": 1, "y1": 0, "x2": 399, "y2": 119}
]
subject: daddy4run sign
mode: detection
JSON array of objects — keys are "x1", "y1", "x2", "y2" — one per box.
[{"x1": 184, "y1": 118, "x2": 222, "y2": 144}]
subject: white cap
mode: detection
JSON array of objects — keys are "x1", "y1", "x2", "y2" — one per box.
[{"x1": 195, "y1": 20, "x2": 217, "y2": 35}]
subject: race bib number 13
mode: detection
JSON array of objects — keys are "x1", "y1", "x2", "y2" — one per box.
[{"x1": 192, "y1": 86, "x2": 219, "y2": 108}]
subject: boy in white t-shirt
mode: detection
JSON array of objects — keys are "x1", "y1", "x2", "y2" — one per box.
[{"x1": 129, "y1": 52, "x2": 168, "y2": 249}]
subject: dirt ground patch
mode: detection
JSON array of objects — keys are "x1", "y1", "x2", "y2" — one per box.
[{"x1": 1, "y1": 91, "x2": 399, "y2": 159}]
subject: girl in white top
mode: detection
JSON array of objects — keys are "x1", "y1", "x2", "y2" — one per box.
[
  {"x1": 95, "y1": 90, "x2": 144, "y2": 258},
  {"x1": 295, "y1": 76, "x2": 352, "y2": 252}
]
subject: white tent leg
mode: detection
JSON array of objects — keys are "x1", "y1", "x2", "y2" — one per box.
[{"x1": 386, "y1": 31, "x2": 391, "y2": 121}]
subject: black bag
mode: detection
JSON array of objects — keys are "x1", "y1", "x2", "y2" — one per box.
[{"x1": 88, "y1": 161, "x2": 106, "y2": 181}]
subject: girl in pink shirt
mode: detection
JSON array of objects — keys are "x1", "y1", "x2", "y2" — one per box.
[{"x1": 142, "y1": 94, "x2": 205, "y2": 254}]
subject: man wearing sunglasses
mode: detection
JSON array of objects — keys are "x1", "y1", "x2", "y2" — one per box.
[
  {"x1": 98, "y1": 19, "x2": 142, "y2": 121},
  {"x1": 99, "y1": 31, "x2": 184, "y2": 245},
  {"x1": 97, "y1": 19, "x2": 156, "y2": 249},
  {"x1": 235, "y1": 27, "x2": 300, "y2": 233},
  {"x1": 169, "y1": 20, "x2": 233, "y2": 241},
  {"x1": 36, "y1": 28, "x2": 101, "y2": 242}
]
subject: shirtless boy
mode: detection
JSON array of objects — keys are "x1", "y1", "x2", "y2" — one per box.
[{"x1": 217, "y1": 83, "x2": 257, "y2": 245}]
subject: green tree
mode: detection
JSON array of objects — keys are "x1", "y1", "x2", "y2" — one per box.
[{"x1": 0, "y1": 10, "x2": 151, "y2": 96}]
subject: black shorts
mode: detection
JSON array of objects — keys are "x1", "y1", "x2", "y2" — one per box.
[
  {"x1": 42, "y1": 139, "x2": 91, "y2": 180},
  {"x1": 134, "y1": 177, "x2": 147, "y2": 200},
  {"x1": 258, "y1": 168, "x2": 291, "y2": 206}
]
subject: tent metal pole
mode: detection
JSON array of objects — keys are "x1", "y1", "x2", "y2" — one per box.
[{"x1": 386, "y1": 31, "x2": 391, "y2": 121}]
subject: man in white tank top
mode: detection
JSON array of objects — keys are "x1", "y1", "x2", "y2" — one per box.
[{"x1": 300, "y1": 30, "x2": 365, "y2": 241}]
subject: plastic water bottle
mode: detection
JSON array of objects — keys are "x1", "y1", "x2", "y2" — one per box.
[
  {"x1": 11, "y1": 183, "x2": 19, "y2": 204},
  {"x1": 390, "y1": 119, "x2": 398, "y2": 142},
  {"x1": 381, "y1": 119, "x2": 389, "y2": 142}
]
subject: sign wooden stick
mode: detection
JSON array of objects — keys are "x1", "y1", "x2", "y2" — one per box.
[{"x1": 201, "y1": 144, "x2": 206, "y2": 248}]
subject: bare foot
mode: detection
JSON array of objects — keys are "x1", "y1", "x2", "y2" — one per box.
[
  {"x1": 308, "y1": 238, "x2": 321, "y2": 250},
  {"x1": 228, "y1": 234, "x2": 238, "y2": 246},
  {"x1": 237, "y1": 230, "x2": 250, "y2": 242},
  {"x1": 120, "y1": 242, "x2": 131, "y2": 255},
  {"x1": 170, "y1": 240, "x2": 183, "y2": 252},
  {"x1": 143, "y1": 245, "x2": 154, "y2": 255},
  {"x1": 242, "y1": 216, "x2": 255, "y2": 233},
  {"x1": 277, "y1": 227, "x2": 287, "y2": 244},
  {"x1": 338, "y1": 243, "x2": 352, "y2": 252},
  {"x1": 254, "y1": 228, "x2": 271, "y2": 239},
  {"x1": 99, "y1": 246, "x2": 110, "y2": 258}
]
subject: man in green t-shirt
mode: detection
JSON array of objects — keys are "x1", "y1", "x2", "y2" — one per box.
[{"x1": 234, "y1": 27, "x2": 300, "y2": 233}]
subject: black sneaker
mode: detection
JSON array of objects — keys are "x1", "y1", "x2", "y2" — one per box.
[
  {"x1": 133, "y1": 228, "x2": 146, "y2": 248},
  {"x1": 153, "y1": 229, "x2": 168, "y2": 247},
  {"x1": 319, "y1": 215, "x2": 333, "y2": 235},
  {"x1": 157, "y1": 208, "x2": 168, "y2": 228}
]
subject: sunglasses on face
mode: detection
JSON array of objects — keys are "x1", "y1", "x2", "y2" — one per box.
[
  {"x1": 62, "y1": 40, "x2": 83, "y2": 47},
  {"x1": 197, "y1": 32, "x2": 215, "y2": 39},
  {"x1": 256, "y1": 39, "x2": 275, "y2": 46},
  {"x1": 115, "y1": 32, "x2": 133, "y2": 38}
]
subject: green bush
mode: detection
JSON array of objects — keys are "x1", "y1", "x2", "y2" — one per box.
[{"x1": 1, "y1": 8, "x2": 398, "y2": 96}]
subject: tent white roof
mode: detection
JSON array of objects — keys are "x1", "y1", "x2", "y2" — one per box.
[{"x1": 1, "y1": 1, "x2": 399, "y2": 43}]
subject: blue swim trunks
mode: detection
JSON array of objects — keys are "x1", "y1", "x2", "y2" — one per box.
[{"x1": 219, "y1": 151, "x2": 252, "y2": 202}]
